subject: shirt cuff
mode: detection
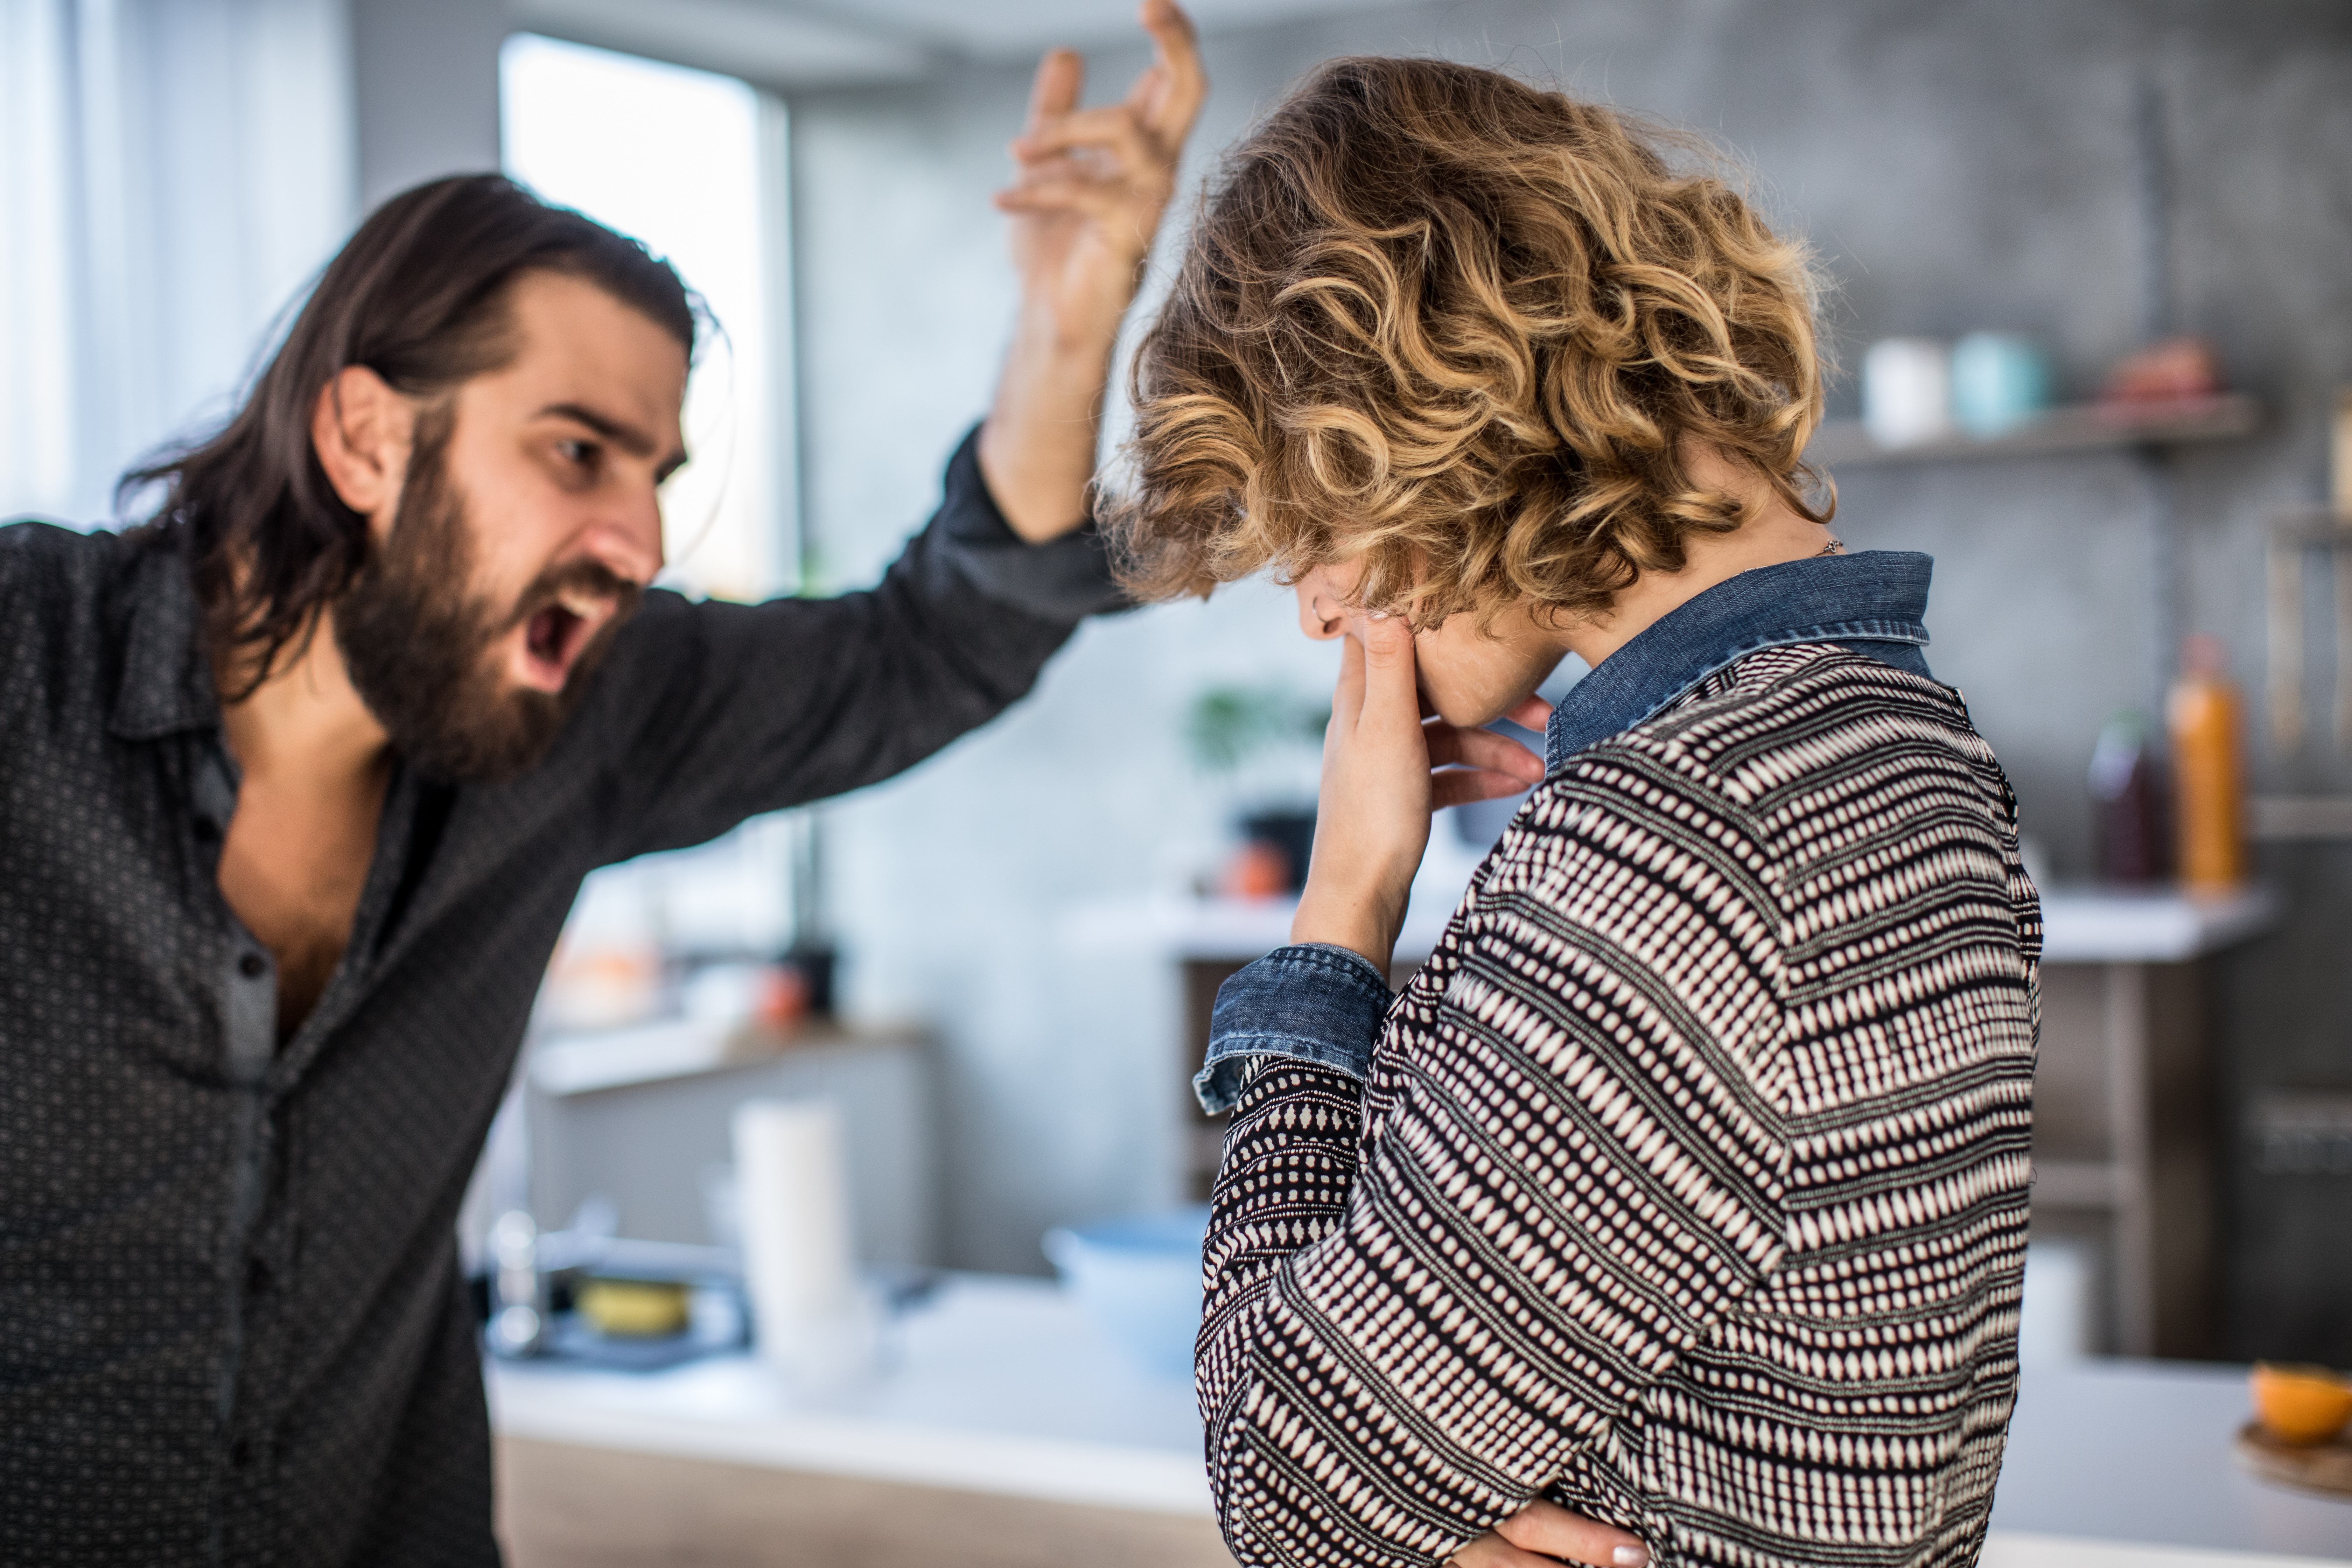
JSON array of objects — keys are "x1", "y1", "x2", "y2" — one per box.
[
  {"x1": 1194, "y1": 943, "x2": 1392, "y2": 1115},
  {"x1": 935, "y1": 423, "x2": 1129, "y2": 623}
]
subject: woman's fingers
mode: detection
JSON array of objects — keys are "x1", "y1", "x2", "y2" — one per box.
[
  {"x1": 1448, "y1": 1530, "x2": 1567, "y2": 1568},
  {"x1": 1494, "y1": 1499, "x2": 1648, "y2": 1568},
  {"x1": 1426, "y1": 722, "x2": 1545, "y2": 785},
  {"x1": 1356, "y1": 614, "x2": 1423, "y2": 745},
  {"x1": 1430, "y1": 769, "x2": 1534, "y2": 810},
  {"x1": 1504, "y1": 693, "x2": 1554, "y2": 732},
  {"x1": 1330, "y1": 624, "x2": 1367, "y2": 735},
  {"x1": 1289, "y1": 618, "x2": 1431, "y2": 969}
]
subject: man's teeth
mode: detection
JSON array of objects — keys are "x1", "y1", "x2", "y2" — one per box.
[{"x1": 555, "y1": 590, "x2": 603, "y2": 619}]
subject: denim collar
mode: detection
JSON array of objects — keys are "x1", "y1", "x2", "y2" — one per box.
[{"x1": 1544, "y1": 550, "x2": 1934, "y2": 773}]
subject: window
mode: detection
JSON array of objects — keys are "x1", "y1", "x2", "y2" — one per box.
[
  {"x1": 500, "y1": 33, "x2": 793, "y2": 603},
  {"x1": 501, "y1": 35, "x2": 804, "y2": 996}
]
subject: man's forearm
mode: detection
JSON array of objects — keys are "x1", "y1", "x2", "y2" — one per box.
[{"x1": 978, "y1": 299, "x2": 1123, "y2": 543}]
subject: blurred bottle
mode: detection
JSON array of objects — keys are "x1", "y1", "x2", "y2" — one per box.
[
  {"x1": 2168, "y1": 636, "x2": 2247, "y2": 891},
  {"x1": 2333, "y1": 384, "x2": 2352, "y2": 519},
  {"x1": 2088, "y1": 712, "x2": 2167, "y2": 884}
]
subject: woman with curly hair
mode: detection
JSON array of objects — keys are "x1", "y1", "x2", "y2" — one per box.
[{"x1": 1114, "y1": 57, "x2": 2039, "y2": 1568}]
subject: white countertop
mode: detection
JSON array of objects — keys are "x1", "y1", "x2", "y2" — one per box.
[
  {"x1": 488, "y1": 1274, "x2": 2352, "y2": 1563},
  {"x1": 489, "y1": 1274, "x2": 1208, "y2": 1514},
  {"x1": 1993, "y1": 1358, "x2": 2352, "y2": 1561},
  {"x1": 1062, "y1": 883, "x2": 2281, "y2": 967},
  {"x1": 2037, "y1": 884, "x2": 2281, "y2": 964}
]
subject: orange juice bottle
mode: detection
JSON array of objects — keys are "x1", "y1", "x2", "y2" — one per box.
[{"x1": 2169, "y1": 634, "x2": 2246, "y2": 891}]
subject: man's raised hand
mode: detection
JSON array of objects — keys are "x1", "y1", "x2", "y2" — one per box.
[
  {"x1": 979, "y1": 0, "x2": 1206, "y2": 542},
  {"x1": 995, "y1": 0, "x2": 1204, "y2": 330}
]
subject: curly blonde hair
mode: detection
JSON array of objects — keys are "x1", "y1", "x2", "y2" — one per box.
[{"x1": 1109, "y1": 56, "x2": 1832, "y2": 627}]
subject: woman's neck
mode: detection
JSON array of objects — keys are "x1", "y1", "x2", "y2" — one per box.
[{"x1": 1559, "y1": 450, "x2": 1837, "y2": 671}]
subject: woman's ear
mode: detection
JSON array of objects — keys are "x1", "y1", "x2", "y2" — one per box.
[{"x1": 310, "y1": 366, "x2": 414, "y2": 534}]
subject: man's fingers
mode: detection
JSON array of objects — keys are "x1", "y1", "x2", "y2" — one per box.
[
  {"x1": 1425, "y1": 724, "x2": 1544, "y2": 785},
  {"x1": 1016, "y1": 105, "x2": 1160, "y2": 173},
  {"x1": 993, "y1": 182, "x2": 1125, "y2": 220},
  {"x1": 1132, "y1": 0, "x2": 1206, "y2": 140},
  {"x1": 1494, "y1": 1499, "x2": 1648, "y2": 1568},
  {"x1": 1023, "y1": 47, "x2": 1083, "y2": 139}
]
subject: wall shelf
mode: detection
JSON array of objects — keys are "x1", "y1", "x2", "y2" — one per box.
[
  {"x1": 2251, "y1": 795, "x2": 2352, "y2": 841},
  {"x1": 1809, "y1": 392, "x2": 2260, "y2": 468}
]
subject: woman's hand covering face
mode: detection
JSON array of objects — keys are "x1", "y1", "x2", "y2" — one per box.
[{"x1": 1289, "y1": 614, "x2": 1548, "y2": 970}]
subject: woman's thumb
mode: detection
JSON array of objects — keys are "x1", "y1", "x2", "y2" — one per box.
[{"x1": 1356, "y1": 613, "x2": 1419, "y2": 732}]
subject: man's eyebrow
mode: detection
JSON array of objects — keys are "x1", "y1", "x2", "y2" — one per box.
[{"x1": 536, "y1": 401, "x2": 688, "y2": 476}]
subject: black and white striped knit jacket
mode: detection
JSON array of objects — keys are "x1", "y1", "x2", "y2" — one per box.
[{"x1": 1195, "y1": 600, "x2": 2040, "y2": 1568}]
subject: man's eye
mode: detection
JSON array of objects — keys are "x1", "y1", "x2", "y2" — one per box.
[{"x1": 559, "y1": 439, "x2": 599, "y2": 469}]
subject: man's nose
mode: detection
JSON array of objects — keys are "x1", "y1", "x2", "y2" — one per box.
[{"x1": 582, "y1": 487, "x2": 665, "y2": 586}]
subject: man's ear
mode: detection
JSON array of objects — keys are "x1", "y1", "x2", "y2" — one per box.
[{"x1": 310, "y1": 366, "x2": 413, "y2": 532}]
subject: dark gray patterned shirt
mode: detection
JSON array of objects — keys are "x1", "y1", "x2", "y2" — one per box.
[
  {"x1": 1197, "y1": 572, "x2": 2039, "y2": 1567},
  {"x1": 0, "y1": 428, "x2": 1117, "y2": 1567}
]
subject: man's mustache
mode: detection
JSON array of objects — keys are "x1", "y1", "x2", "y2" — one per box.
[{"x1": 498, "y1": 558, "x2": 645, "y2": 635}]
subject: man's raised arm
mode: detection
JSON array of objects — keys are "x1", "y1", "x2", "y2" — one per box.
[
  {"x1": 590, "y1": 2, "x2": 1206, "y2": 859},
  {"x1": 980, "y1": 0, "x2": 1204, "y2": 541}
]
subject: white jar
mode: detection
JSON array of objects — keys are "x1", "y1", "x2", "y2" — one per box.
[{"x1": 1862, "y1": 337, "x2": 1955, "y2": 448}]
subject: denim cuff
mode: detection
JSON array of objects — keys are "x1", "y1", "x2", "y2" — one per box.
[{"x1": 1194, "y1": 943, "x2": 1393, "y2": 1114}]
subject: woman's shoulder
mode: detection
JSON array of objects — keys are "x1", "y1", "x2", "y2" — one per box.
[
  {"x1": 1581, "y1": 642, "x2": 1996, "y2": 807},
  {"x1": 1481, "y1": 643, "x2": 2010, "y2": 905}
]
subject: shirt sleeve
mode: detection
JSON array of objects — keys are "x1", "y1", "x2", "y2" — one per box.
[
  {"x1": 586, "y1": 424, "x2": 1127, "y2": 860},
  {"x1": 1194, "y1": 771, "x2": 1792, "y2": 1568},
  {"x1": 1195, "y1": 943, "x2": 1393, "y2": 1115}
]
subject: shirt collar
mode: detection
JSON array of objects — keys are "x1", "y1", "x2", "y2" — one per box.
[
  {"x1": 110, "y1": 542, "x2": 223, "y2": 741},
  {"x1": 1544, "y1": 549, "x2": 1934, "y2": 772}
]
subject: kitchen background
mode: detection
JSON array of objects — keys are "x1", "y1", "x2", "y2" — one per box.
[{"x1": 7, "y1": 0, "x2": 2351, "y2": 1363}]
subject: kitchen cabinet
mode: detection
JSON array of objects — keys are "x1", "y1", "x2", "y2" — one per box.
[
  {"x1": 2031, "y1": 887, "x2": 2278, "y2": 1358},
  {"x1": 521, "y1": 1018, "x2": 940, "y2": 1268}
]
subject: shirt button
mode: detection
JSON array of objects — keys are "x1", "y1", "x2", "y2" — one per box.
[
  {"x1": 230, "y1": 1437, "x2": 254, "y2": 1468},
  {"x1": 246, "y1": 1257, "x2": 272, "y2": 1295},
  {"x1": 238, "y1": 953, "x2": 267, "y2": 979},
  {"x1": 193, "y1": 818, "x2": 219, "y2": 842}
]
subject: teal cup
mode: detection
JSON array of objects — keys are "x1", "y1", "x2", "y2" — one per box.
[{"x1": 1951, "y1": 332, "x2": 2053, "y2": 438}]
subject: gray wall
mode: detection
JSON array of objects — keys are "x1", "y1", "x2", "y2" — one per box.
[
  {"x1": 352, "y1": 0, "x2": 506, "y2": 208},
  {"x1": 784, "y1": 0, "x2": 2352, "y2": 1345}
]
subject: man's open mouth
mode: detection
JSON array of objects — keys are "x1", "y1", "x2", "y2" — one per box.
[{"x1": 518, "y1": 588, "x2": 613, "y2": 690}]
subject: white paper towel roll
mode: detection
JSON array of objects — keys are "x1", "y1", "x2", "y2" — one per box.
[{"x1": 731, "y1": 1097, "x2": 868, "y2": 1379}]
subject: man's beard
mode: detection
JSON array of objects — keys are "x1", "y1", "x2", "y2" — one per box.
[{"x1": 335, "y1": 419, "x2": 642, "y2": 784}]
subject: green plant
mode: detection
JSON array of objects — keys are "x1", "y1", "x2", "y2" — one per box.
[{"x1": 1185, "y1": 686, "x2": 1329, "y2": 774}]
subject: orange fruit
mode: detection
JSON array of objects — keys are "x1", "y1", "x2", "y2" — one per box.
[{"x1": 2252, "y1": 1362, "x2": 2352, "y2": 1446}]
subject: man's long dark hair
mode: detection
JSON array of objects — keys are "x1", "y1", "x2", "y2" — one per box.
[{"x1": 125, "y1": 174, "x2": 697, "y2": 692}]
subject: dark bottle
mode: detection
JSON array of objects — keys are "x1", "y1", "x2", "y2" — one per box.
[{"x1": 2088, "y1": 711, "x2": 2168, "y2": 884}]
